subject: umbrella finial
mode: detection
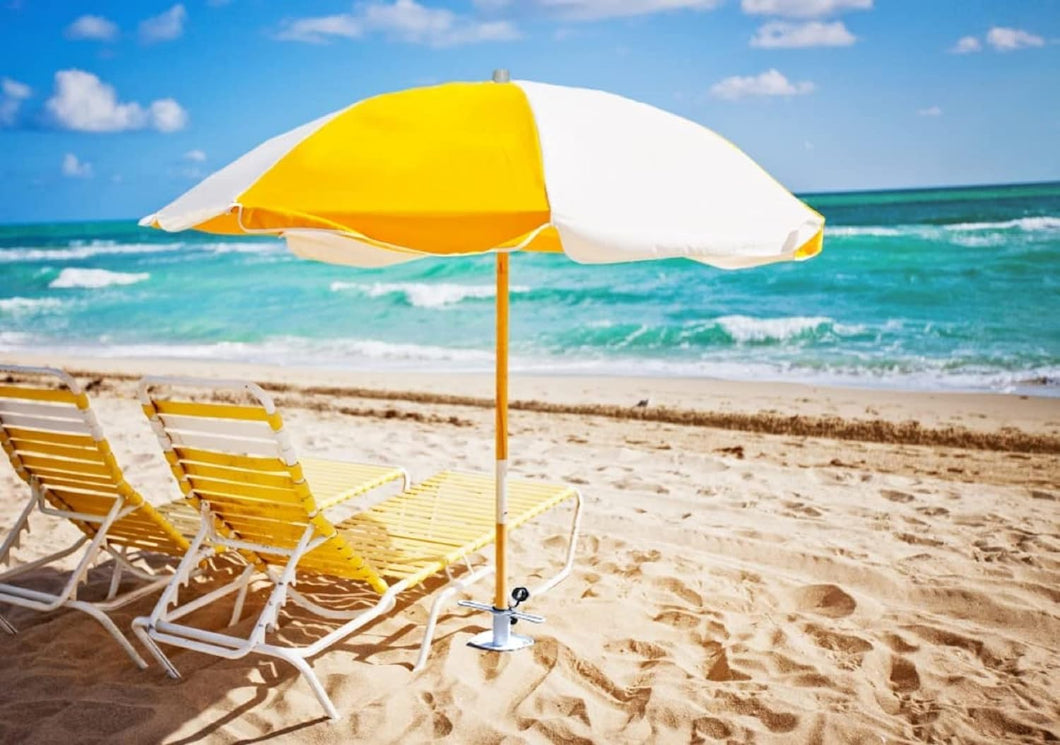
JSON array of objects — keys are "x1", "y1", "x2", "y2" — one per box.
[{"x1": 492, "y1": 68, "x2": 510, "y2": 83}]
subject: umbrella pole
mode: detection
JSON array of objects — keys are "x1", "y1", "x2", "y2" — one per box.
[
  {"x1": 494, "y1": 250, "x2": 509, "y2": 611},
  {"x1": 462, "y1": 250, "x2": 537, "y2": 652}
]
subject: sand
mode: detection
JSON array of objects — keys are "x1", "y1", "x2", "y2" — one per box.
[{"x1": 0, "y1": 356, "x2": 1058, "y2": 744}]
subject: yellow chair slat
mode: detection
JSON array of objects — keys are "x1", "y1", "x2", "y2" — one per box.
[
  {"x1": 155, "y1": 499, "x2": 204, "y2": 540},
  {"x1": 46, "y1": 486, "x2": 122, "y2": 504},
  {"x1": 8, "y1": 437, "x2": 108, "y2": 463},
  {"x1": 186, "y1": 494, "x2": 309, "y2": 522},
  {"x1": 219, "y1": 515, "x2": 313, "y2": 542},
  {"x1": 0, "y1": 385, "x2": 79, "y2": 404},
  {"x1": 35, "y1": 474, "x2": 121, "y2": 493},
  {"x1": 17, "y1": 453, "x2": 113, "y2": 477},
  {"x1": 186, "y1": 474, "x2": 308, "y2": 504},
  {"x1": 182, "y1": 460, "x2": 296, "y2": 490},
  {"x1": 301, "y1": 458, "x2": 406, "y2": 510},
  {"x1": 4, "y1": 426, "x2": 96, "y2": 448},
  {"x1": 153, "y1": 399, "x2": 271, "y2": 422},
  {"x1": 174, "y1": 446, "x2": 289, "y2": 472}
]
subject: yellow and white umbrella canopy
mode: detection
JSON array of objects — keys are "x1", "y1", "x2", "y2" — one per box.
[
  {"x1": 144, "y1": 75, "x2": 824, "y2": 653},
  {"x1": 143, "y1": 79, "x2": 823, "y2": 267}
]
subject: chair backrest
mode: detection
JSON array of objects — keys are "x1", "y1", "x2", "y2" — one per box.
[
  {"x1": 0, "y1": 365, "x2": 189, "y2": 555},
  {"x1": 139, "y1": 376, "x2": 388, "y2": 592}
]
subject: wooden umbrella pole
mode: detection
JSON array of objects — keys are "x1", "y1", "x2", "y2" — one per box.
[{"x1": 494, "y1": 251, "x2": 509, "y2": 610}]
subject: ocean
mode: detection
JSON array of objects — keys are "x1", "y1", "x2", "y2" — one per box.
[{"x1": 1, "y1": 181, "x2": 1058, "y2": 395}]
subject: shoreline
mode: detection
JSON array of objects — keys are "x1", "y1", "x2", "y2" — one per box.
[{"x1": 4, "y1": 353, "x2": 1059, "y2": 451}]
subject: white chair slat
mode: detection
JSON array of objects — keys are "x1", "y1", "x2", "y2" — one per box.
[
  {"x1": 167, "y1": 429, "x2": 283, "y2": 458},
  {"x1": 0, "y1": 399, "x2": 86, "y2": 421},
  {"x1": 0, "y1": 412, "x2": 93, "y2": 435},
  {"x1": 159, "y1": 413, "x2": 276, "y2": 440}
]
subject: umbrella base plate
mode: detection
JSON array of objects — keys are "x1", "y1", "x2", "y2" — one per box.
[{"x1": 467, "y1": 629, "x2": 534, "y2": 652}]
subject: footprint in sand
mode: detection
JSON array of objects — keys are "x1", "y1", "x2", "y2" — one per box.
[
  {"x1": 803, "y1": 623, "x2": 873, "y2": 672},
  {"x1": 604, "y1": 638, "x2": 669, "y2": 664},
  {"x1": 915, "y1": 506, "x2": 950, "y2": 517},
  {"x1": 881, "y1": 489, "x2": 915, "y2": 503},
  {"x1": 703, "y1": 643, "x2": 750, "y2": 682},
  {"x1": 652, "y1": 609, "x2": 702, "y2": 630},
  {"x1": 714, "y1": 691, "x2": 799, "y2": 734},
  {"x1": 692, "y1": 716, "x2": 733, "y2": 741},
  {"x1": 652, "y1": 576, "x2": 703, "y2": 606},
  {"x1": 896, "y1": 532, "x2": 945, "y2": 548},
  {"x1": 791, "y1": 584, "x2": 857, "y2": 618},
  {"x1": 780, "y1": 500, "x2": 824, "y2": 518},
  {"x1": 889, "y1": 655, "x2": 921, "y2": 692}
]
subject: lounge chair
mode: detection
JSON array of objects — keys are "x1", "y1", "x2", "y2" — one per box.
[
  {"x1": 0, "y1": 365, "x2": 205, "y2": 668},
  {"x1": 132, "y1": 376, "x2": 582, "y2": 720}
]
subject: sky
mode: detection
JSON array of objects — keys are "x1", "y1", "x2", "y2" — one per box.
[{"x1": 0, "y1": 0, "x2": 1057, "y2": 223}]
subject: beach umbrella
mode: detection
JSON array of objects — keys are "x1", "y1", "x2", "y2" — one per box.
[{"x1": 142, "y1": 70, "x2": 824, "y2": 652}]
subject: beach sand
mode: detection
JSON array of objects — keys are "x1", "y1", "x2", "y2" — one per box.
[{"x1": 1, "y1": 356, "x2": 1058, "y2": 744}]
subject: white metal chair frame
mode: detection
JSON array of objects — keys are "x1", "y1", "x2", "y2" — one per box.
[
  {"x1": 0, "y1": 365, "x2": 209, "y2": 668},
  {"x1": 131, "y1": 375, "x2": 582, "y2": 721}
]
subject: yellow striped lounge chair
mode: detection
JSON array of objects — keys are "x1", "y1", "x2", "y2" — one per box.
[
  {"x1": 0, "y1": 365, "x2": 204, "y2": 668},
  {"x1": 132, "y1": 376, "x2": 582, "y2": 720}
]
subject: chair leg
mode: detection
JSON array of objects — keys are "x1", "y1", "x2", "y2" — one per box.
[
  {"x1": 0, "y1": 491, "x2": 37, "y2": 567},
  {"x1": 272, "y1": 649, "x2": 339, "y2": 721},
  {"x1": 68, "y1": 599, "x2": 149, "y2": 670},
  {"x1": 414, "y1": 564, "x2": 494, "y2": 672},
  {"x1": 0, "y1": 613, "x2": 15, "y2": 635},
  {"x1": 131, "y1": 617, "x2": 181, "y2": 679},
  {"x1": 229, "y1": 565, "x2": 255, "y2": 627}
]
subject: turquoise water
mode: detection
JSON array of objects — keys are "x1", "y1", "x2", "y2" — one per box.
[{"x1": 1, "y1": 181, "x2": 1058, "y2": 394}]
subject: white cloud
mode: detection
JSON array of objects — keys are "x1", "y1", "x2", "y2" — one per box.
[
  {"x1": 65, "y1": 14, "x2": 119, "y2": 41},
  {"x1": 184, "y1": 149, "x2": 207, "y2": 162},
  {"x1": 710, "y1": 69, "x2": 815, "y2": 99},
  {"x1": 275, "y1": 14, "x2": 364, "y2": 43},
  {"x1": 751, "y1": 20, "x2": 855, "y2": 48},
  {"x1": 0, "y1": 77, "x2": 31, "y2": 126},
  {"x1": 140, "y1": 4, "x2": 186, "y2": 43},
  {"x1": 918, "y1": 105, "x2": 941, "y2": 117},
  {"x1": 149, "y1": 99, "x2": 188, "y2": 132},
  {"x1": 276, "y1": 0, "x2": 519, "y2": 47},
  {"x1": 741, "y1": 0, "x2": 870, "y2": 18},
  {"x1": 986, "y1": 26, "x2": 1044, "y2": 51},
  {"x1": 2, "y1": 77, "x2": 30, "y2": 99},
  {"x1": 62, "y1": 153, "x2": 93, "y2": 178},
  {"x1": 531, "y1": 0, "x2": 720, "y2": 21},
  {"x1": 950, "y1": 35, "x2": 981, "y2": 54},
  {"x1": 45, "y1": 70, "x2": 188, "y2": 133}
]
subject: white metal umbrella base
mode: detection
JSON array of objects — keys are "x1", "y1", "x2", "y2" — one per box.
[{"x1": 459, "y1": 599, "x2": 543, "y2": 652}]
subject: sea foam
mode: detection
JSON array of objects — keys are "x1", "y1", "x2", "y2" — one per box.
[
  {"x1": 49, "y1": 268, "x2": 150, "y2": 289},
  {"x1": 714, "y1": 315, "x2": 853, "y2": 343},
  {"x1": 827, "y1": 216, "x2": 1060, "y2": 240},
  {"x1": 0, "y1": 242, "x2": 181, "y2": 263},
  {"x1": 0, "y1": 297, "x2": 65, "y2": 314},
  {"x1": 330, "y1": 281, "x2": 530, "y2": 308}
]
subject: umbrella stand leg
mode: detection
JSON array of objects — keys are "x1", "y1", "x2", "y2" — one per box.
[{"x1": 463, "y1": 250, "x2": 536, "y2": 652}]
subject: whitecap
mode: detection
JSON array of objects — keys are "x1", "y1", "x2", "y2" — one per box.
[
  {"x1": 714, "y1": 315, "x2": 836, "y2": 343},
  {"x1": 330, "y1": 281, "x2": 530, "y2": 308},
  {"x1": 49, "y1": 268, "x2": 150, "y2": 289},
  {"x1": 0, "y1": 297, "x2": 65, "y2": 314},
  {"x1": 945, "y1": 216, "x2": 1060, "y2": 232},
  {"x1": 0, "y1": 242, "x2": 181, "y2": 263}
]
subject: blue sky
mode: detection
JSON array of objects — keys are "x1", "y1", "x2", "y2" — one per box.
[{"x1": 0, "y1": 0, "x2": 1057, "y2": 223}]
